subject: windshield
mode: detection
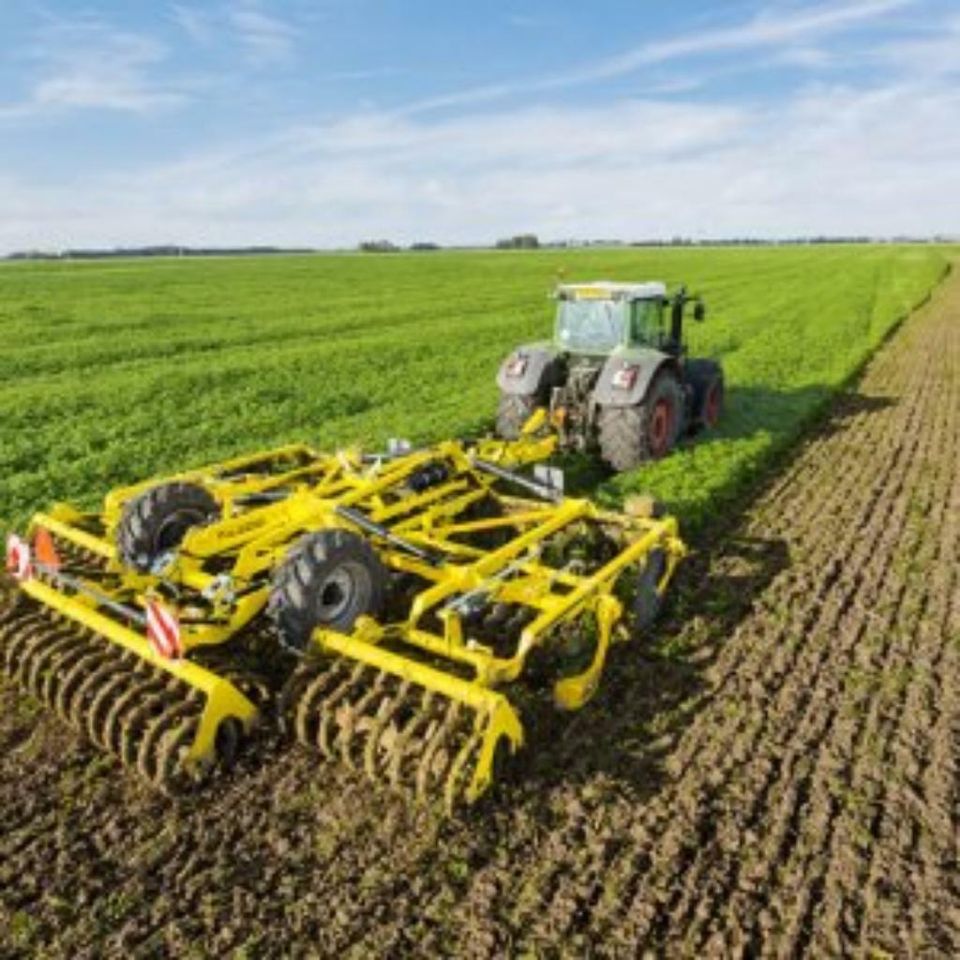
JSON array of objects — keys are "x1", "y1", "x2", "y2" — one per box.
[{"x1": 555, "y1": 299, "x2": 626, "y2": 352}]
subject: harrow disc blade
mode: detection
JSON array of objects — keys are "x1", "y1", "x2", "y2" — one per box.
[
  {"x1": 0, "y1": 574, "x2": 257, "y2": 794},
  {"x1": 283, "y1": 634, "x2": 524, "y2": 813}
]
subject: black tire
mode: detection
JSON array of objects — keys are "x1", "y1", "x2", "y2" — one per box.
[
  {"x1": 598, "y1": 368, "x2": 684, "y2": 471},
  {"x1": 633, "y1": 548, "x2": 666, "y2": 633},
  {"x1": 269, "y1": 529, "x2": 387, "y2": 654},
  {"x1": 116, "y1": 482, "x2": 219, "y2": 572},
  {"x1": 496, "y1": 392, "x2": 541, "y2": 440},
  {"x1": 702, "y1": 376, "x2": 724, "y2": 429},
  {"x1": 685, "y1": 359, "x2": 725, "y2": 430}
]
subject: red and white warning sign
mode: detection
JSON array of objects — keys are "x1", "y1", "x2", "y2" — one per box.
[
  {"x1": 145, "y1": 600, "x2": 183, "y2": 660},
  {"x1": 5, "y1": 534, "x2": 32, "y2": 582}
]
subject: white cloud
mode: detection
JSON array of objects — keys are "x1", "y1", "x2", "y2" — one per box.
[
  {"x1": 171, "y1": 1, "x2": 299, "y2": 67},
  {"x1": 0, "y1": 1, "x2": 956, "y2": 251},
  {"x1": 394, "y1": 0, "x2": 917, "y2": 114},
  {"x1": 0, "y1": 1, "x2": 303, "y2": 122},
  {"x1": 871, "y1": 13, "x2": 960, "y2": 77},
  {"x1": 0, "y1": 18, "x2": 184, "y2": 118},
  {"x1": 773, "y1": 46, "x2": 835, "y2": 68},
  {"x1": 327, "y1": 67, "x2": 404, "y2": 82},
  {"x1": 170, "y1": 5, "x2": 214, "y2": 46},
  {"x1": 610, "y1": 0, "x2": 914, "y2": 69},
  {"x1": 229, "y1": 2, "x2": 298, "y2": 66},
  {"x1": 2, "y1": 68, "x2": 958, "y2": 253},
  {"x1": 397, "y1": 84, "x2": 519, "y2": 118}
]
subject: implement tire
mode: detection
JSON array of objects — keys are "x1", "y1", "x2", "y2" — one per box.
[
  {"x1": 117, "y1": 482, "x2": 219, "y2": 572},
  {"x1": 496, "y1": 392, "x2": 540, "y2": 440},
  {"x1": 598, "y1": 369, "x2": 684, "y2": 471},
  {"x1": 269, "y1": 530, "x2": 387, "y2": 654}
]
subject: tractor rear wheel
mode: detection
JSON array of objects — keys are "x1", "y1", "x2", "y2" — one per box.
[
  {"x1": 685, "y1": 359, "x2": 724, "y2": 431},
  {"x1": 702, "y1": 376, "x2": 724, "y2": 428},
  {"x1": 269, "y1": 529, "x2": 387, "y2": 654},
  {"x1": 116, "y1": 482, "x2": 219, "y2": 572},
  {"x1": 598, "y1": 369, "x2": 684, "y2": 471},
  {"x1": 496, "y1": 393, "x2": 540, "y2": 440}
]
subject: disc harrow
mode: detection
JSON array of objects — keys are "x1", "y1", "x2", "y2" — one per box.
[{"x1": 3, "y1": 432, "x2": 685, "y2": 810}]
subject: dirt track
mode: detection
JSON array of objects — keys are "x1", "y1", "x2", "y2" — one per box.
[{"x1": 2, "y1": 268, "x2": 958, "y2": 958}]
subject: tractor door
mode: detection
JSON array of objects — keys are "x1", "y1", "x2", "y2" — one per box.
[{"x1": 629, "y1": 299, "x2": 665, "y2": 349}]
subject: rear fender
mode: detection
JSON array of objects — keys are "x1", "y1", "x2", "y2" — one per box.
[
  {"x1": 592, "y1": 349, "x2": 673, "y2": 407},
  {"x1": 497, "y1": 343, "x2": 561, "y2": 397}
]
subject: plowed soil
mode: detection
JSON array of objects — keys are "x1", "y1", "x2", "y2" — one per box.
[{"x1": 2, "y1": 268, "x2": 958, "y2": 959}]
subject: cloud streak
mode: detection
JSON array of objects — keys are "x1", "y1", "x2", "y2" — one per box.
[
  {"x1": 170, "y1": 2, "x2": 299, "y2": 67},
  {"x1": 229, "y1": 2, "x2": 298, "y2": 66},
  {"x1": 400, "y1": 0, "x2": 917, "y2": 113},
  {"x1": 0, "y1": 0, "x2": 955, "y2": 251},
  {"x1": 170, "y1": 5, "x2": 213, "y2": 45},
  {"x1": 0, "y1": 17, "x2": 185, "y2": 119},
  {"x1": 3, "y1": 64, "x2": 957, "y2": 253},
  {"x1": 605, "y1": 0, "x2": 915, "y2": 70}
]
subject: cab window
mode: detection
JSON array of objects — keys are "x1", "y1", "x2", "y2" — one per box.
[{"x1": 630, "y1": 299, "x2": 663, "y2": 346}]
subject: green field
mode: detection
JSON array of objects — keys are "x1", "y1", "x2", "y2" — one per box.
[{"x1": 0, "y1": 246, "x2": 949, "y2": 533}]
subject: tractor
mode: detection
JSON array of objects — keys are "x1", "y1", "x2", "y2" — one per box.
[{"x1": 495, "y1": 281, "x2": 724, "y2": 471}]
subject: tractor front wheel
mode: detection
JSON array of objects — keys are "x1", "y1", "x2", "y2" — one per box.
[{"x1": 598, "y1": 369, "x2": 684, "y2": 471}]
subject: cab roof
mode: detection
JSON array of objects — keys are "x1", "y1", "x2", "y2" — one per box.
[{"x1": 555, "y1": 280, "x2": 667, "y2": 302}]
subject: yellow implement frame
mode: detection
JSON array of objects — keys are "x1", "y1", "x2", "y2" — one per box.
[{"x1": 5, "y1": 425, "x2": 685, "y2": 807}]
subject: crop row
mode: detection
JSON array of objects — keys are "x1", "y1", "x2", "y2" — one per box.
[{"x1": 0, "y1": 245, "x2": 948, "y2": 529}]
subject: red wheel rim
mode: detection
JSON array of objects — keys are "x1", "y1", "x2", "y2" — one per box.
[
  {"x1": 704, "y1": 382, "x2": 722, "y2": 428},
  {"x1": 649, "y1": 398, "x2": 673, "y2": 456}
]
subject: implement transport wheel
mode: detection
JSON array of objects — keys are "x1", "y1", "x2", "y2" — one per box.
[
  {"x1": 269, "y1": 530, "x2": 388, "y2": 655},
  {"x1": 117, "y1": 482, "x2": 219, "y2": 572},
  {"x1": 496, "y1": 392, "x2": 540, "y2": 440},
  {"x1": 598, "y1": 369, "x2": 684, "y2": 471},
  {"x1": 633, "y1": 548, "x2": 666, "y2": 633}
]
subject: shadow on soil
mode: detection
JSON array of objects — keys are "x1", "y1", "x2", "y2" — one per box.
[
  {"x1": 552, "y1": 385, "x2": 899, "y2": 502},
  {"x1": 499, "y1": 383, "x2": 898, "y2": 807},
  {"x1": 509, "y1": 533, "x2": 790, "y2": 804}
]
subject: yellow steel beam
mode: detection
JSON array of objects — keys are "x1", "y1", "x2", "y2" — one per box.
[{"x1": 30, "y1": 512, "x2": 116, "y2": 561}]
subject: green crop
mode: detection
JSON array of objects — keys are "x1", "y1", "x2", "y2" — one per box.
[{"x1": 0, "y1": 245, "x2": 949, "y2": 532}]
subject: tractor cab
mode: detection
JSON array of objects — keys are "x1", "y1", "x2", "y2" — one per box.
[
  {"x1": 553, "y1": 281, "x2": 704, "y2": 357},
  {"x1": 554, "y1": 282, "x2": 668, "y2": 355}
]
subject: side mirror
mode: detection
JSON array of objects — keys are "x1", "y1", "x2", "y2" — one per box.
[{"x1": 693, "y1": 302, "x2": 706, "y2": 322}]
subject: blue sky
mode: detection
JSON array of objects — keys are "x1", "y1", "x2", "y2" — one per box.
[{"x1": 0, "y1": 0, "x2": 957, "y2": 251}]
